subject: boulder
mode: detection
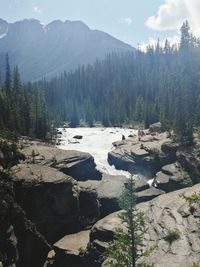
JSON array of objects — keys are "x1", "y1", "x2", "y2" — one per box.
[
  {"x1": 177, "y1": 146, "x2": 200, "y2": 184},
  {"x1": 78, "y1": 182, "x2": 100, "y2": 228},
  {"x1": 73, "y1": 135, "x2": 83, "y2": 140},
  {"x1": 51, "y1": 230, "x2": 90, "y2": 267},
  {"x1": 135, "y1": 178, "x2": 149, "y2": 192},
  {"x1": 108, "y1": 132, "x2": 172, "y2": 178},
  {"x1": 21, "y1": 141, "x2": 102, "y2": 181},
  {"x1": 149, "y1": 122, "x2": 161, "y2": 133},
  {"x1": 153, "y1": 163, "x2": 192, "y2": 192},
  {"x1": 161, "y1": 141, "x2": 180, "y2": 161},
  {"x1": 78, "y1": 174, "x2": 127, "y2": 220},
  {"x1": 136, "y1": 187, "x2": 165, "y2": 203},
  {"x1": 86, "y1": 184, "x2": 200, "y2": 267},
  {"x1": 11, "y1": 164, "x2": 80, "y2": 243},
  {"x1": 96, "y1": 174, "x2": 127, "y2": 217}
]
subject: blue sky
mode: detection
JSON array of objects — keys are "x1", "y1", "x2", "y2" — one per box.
[{"x1": 1, "y1": 0, "x2": 199, "y2": 47}]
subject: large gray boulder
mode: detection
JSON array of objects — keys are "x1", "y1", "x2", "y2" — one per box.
[
  {"x1": 21, "y1": 140, "x2": 102, "y2": 181},
  {"x1": 86, "y1": 184, "x2": 200, "y2": 267},
  {"x1": 136, "y1": 187, "x2": 165, "y2": 203},
  {"x1": 149, "y1": 122, "x2": 161, "y2": 133},
  {"x1": 11, "y1": 164, "x2": 80, "y2": 243},
  {"x1": 153, "y1": 162, "x2": 193, "y2": 192},
  {"x1": 177, "y1": 146, "x2": 200, "y2": 184},
  {"x1": 51, "y1": 230, "x2": 90, "y2": 267},
  {"x1": 108, "y1": 132, "x2": 172, "y2": 178},
  {"x1": 78, "y1": 174, "x2": 127, "y2": 221}
]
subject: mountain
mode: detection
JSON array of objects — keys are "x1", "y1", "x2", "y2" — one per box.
[{"x1": 0, "y1": 18, "x2": 135, "y2": 81}]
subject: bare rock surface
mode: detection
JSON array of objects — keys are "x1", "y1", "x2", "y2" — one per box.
[
  {"x1": 78, "y1": 174, "x2": 150, "y2": 221},
  {"x1": 21, "y1": 140, "x2": 102, "y2": 181},
  {"x1": 87, "y1": 184, "x2": 200, "y2": 267},
  {"x1": 177, "y1": 146, "x2": 200, "y2": 184},
  {"x1": 136, "y1": 187, "x2": 165, "y2": 203},
  {"x1": 54, "y1": 230, "x2": 90, "y2": 256},
  {"x1": 11, "y1": 163, "x2": 80, "y2": 243},
  {"x1": 44, "y1": 230, "x2": 90, "y2": 267},
  {"x1": 153, "y1": 162, "x2": 192, "y2": 192},
  {"x1": 108, "y1": 132, "x2": 172, "y2": 178}
]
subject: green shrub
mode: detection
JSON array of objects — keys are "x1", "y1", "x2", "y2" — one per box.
[
  {"x1": 164, "y1": 229, "x2": 181, "y2": 245},
  {"x1": 191, "y1": 264, "x2": 200, "y2": 267}
]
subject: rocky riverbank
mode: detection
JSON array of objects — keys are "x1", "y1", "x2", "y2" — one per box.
[{"x1": 0, "y1": 124, "x2": 200, "y2": 267}]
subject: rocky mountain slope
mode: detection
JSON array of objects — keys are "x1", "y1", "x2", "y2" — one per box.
[{"x1": 0, "y1": 18, "x2": 134, "y2": 81}]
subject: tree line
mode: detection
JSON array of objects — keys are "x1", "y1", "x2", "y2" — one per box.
[
  {"x1": 38, "y1": 21, "x2": 200, "y2": 142},
  {"x1": 0, "y1": 55, "x2": 49, "y2": 139}
]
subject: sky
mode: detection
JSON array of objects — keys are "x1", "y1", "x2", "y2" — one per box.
[{"x1": 1, "y1": 0, "x2": 200, "y2": 48}]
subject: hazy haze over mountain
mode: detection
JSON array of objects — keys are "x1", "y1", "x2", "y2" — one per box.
[{"x1": 0, "y1": 18, "x2": 135, "y2": 81}]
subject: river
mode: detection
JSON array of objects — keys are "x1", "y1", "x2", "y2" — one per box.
[{"x1": 56, "y1": 127, "x2": 136, "y2": 177}]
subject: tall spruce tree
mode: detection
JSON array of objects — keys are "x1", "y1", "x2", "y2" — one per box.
[{"x1": 106, "y1": 176, "x2": 154, "y2": 267}]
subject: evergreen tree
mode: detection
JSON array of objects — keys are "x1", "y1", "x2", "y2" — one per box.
[{"x1": 106, "y1": 176, "x2": 154, "y2": 267}]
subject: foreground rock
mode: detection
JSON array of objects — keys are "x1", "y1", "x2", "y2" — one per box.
[
  {"x1": 48, "y1": 230, "x2": 90, "y2": 267},
  {"x1": 21, "y1": 140, "x2": 102, "y2": 181},
  {"x1": 11, "y1": 164, "x2": 80, "y2": 242},
  {"x1": 0, "y1": 170, "x2": 50, "y2": 267},
  {"x1": 77, "y1": 174, "x2": 127, "y2": 226},
  {"x1": 78, "y1": 174, "x2": 150, "y2": 224},
  {"x1": 86, "y1": 184, "x2": 200, "y2": 267}
]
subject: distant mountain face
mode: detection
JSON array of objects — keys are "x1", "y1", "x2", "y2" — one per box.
[{"x1": 0, "y1": 18, "x2": 135, "y2": 81}]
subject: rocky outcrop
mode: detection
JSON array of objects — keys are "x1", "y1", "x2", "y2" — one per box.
[
  {"x1": 149, "y1": 122, "x2": 161, "y2": 133},
  {"x1": 0, "y1": 140, "x2": 25, "y2": 169},
  {"x1": 136, "y1": 187, "x2": 164, "y2": 203},
  {"x1": 11, "y1": 164, "x2": 80, "y2": 243},
  {"x1": 77, "y1": 174, "x2": 127, "y2": 223},
  {"x1": 86, "y1": 184, "x2": 200, "y2": 267},
  {"x1": 108, "y1": 132, "x2": 173, "y2": 178},
  {"x1": 153, "y1": 162, "x2": 192, "y2": 192},
  {"x1": 50, "y1": 230, "x2": 90, "y2": 267},
  {"x1": 22, "y1": 141, "x2": 102, "y2": 181},
  {"x1": 78, "y1": 182, "x2": 100, "y2": 228},
  {"x1": 161, "y1": 141, "x2": 180, "y2": 160},
  {"x1": 78, "y1": 174, "x2": 150, "y2": 221},
  {"x1": 0, "y1": 170, "x2": 50, "y2": 267},
  {"x1": 177, "y1": 146, "x2": 200, "y2": 184}
]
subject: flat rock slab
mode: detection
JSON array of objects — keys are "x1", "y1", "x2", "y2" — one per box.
[
  {"x1": 21, "y1": 141, "x2": 102, "y2": 181},
  {"x1": 136, "y1": 187, "x2": 165, "y2": 203},
  {"x1": 11, "y1": 163, "x2": 74, "y2": 184},
  {"x1": 54, "y1": 230, "x2": 90, "y2": 256},
  {"x1": 88, "y1": 184, "x2": 200, "y2": 267}
]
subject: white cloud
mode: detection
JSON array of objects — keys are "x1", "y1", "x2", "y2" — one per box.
[
  {"x1": 32, "y1": 3, "x2": 42, "y2": 14},
  {"x1": 146, "y1": 0, "x2": 200, "y2": 36},
  {"x1": 118, "y1": 17, "x2": 133, "y2": 26}
]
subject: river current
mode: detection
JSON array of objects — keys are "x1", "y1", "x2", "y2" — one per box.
[{"x1": 57, "y1": 127, "x2": 136, "y2": 177}]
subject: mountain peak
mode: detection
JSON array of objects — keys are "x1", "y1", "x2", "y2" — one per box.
[
  {"x1": 0, "y1": 18, "x2": 135, "y2": 81},
  {"x1": 0, "y1": 19, "x2": 9, "y2": 35}
]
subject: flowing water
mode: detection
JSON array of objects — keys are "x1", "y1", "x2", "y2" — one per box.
[{"x1": 56, "y1": 127, "x2": 137, "y2": 177}]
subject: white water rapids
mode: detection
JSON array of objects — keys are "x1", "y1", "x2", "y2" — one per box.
[{"x1": 56, "y1": 127, "x2": 137, "y2": 177}]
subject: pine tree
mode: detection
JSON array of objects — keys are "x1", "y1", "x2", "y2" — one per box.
[
  {"x1": 106, "y1": 176, "x2": 154, "y2": 267},
  {"x1": 4, "y1": 53, "x2": 12, "y2": 96}
]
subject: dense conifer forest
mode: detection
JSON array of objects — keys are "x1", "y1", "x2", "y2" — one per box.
[
  {"x1": 0, "y1": 22, "x2": 200, "y2": 142},
  {"x1": 0, "y1": 55, "x2": 49, "y2": 139},
  {"x1": 40, "y1": 22, "x2": 200, "y2": 141}
]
